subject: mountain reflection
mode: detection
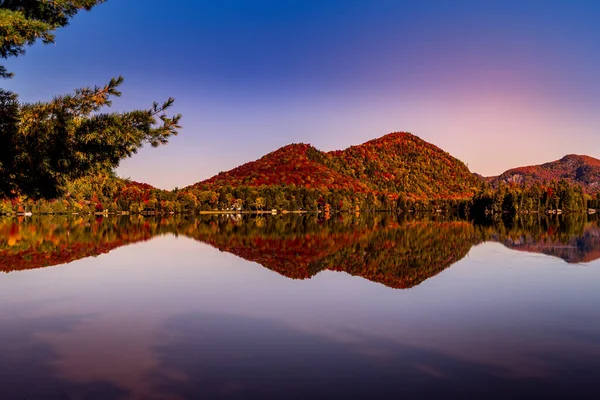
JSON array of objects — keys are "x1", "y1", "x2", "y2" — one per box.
[
  {"x1": 1, "y1": 213, "x2": 599, "y2": 288},
  {"x1": 477, "y1": 214, "x2": 600, "y2": 263}
]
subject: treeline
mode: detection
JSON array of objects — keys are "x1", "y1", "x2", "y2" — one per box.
[
  {"x1": 470, "y1": 179, "x2": 600, "y2": 216},
  {"x1": 1, "y1": 174, "x2": 600, "y2": 216},
  {"x1": 0, "y1": 174, "x2": 186, "y2": 215},
  {"x1": 184, "y1": 179, "x2": 600, "y2": 215},
  {"x1": 0, "y1": 173, "x2": 469, "y2": 216}
]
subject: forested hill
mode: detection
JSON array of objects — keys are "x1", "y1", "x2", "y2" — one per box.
[
  {"x1": 326, "y1": 132, "x2": 481, "y2": 199},
  {"x1": 196, "y1": 143, "x2": 372, "y2": 193},
  {"x1": 490, "y1": 154, "x2": 600, "y2": 193},
  {"x1": 190, "y1": 132, "x2": 482, "y2": 200}
]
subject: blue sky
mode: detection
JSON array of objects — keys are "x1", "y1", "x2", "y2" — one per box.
[{"x1": 5, "y1": 0, "x2": 600, "y2": 189}]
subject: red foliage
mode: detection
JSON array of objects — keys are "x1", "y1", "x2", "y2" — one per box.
[
  {"x1": 194, "y1": 143, "x2": 372, "y2": 193},
  {"x1": 492, "y1": 154, "x2": 600, "y2": 194}
]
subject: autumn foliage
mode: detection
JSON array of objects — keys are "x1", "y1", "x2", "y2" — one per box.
[
  {"x1": 191, "y1": 132, "x2": 482, "y2": 201},
  {"x1": 491, "y1": 154, "x2": 600, "y2": 194},
  {"x1": 2, "y1": 214, "x2": 599, "y2": 288}
]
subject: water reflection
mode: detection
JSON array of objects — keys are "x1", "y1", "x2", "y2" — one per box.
[
  {"x1": 0, "y1": 313, "x2": 129, "y2": 399},
  {"x1": 1, "y1": 215, "x2": 600, "y2": 399},
  {"x1": 1, "y1": 213, "x2": 599, "y2": 288}
]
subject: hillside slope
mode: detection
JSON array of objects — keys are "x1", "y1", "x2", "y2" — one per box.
[
  {"x1": 191, "y1": 132, "x2": 481, "y2": 200},
  {"x1": 491, "y1": 154, "x2": 600, "y2": 193},
  {"x1": 194, "y1": 143, "x2": 371, "y2": 192},
  {"x1": 324, "y1": 132, "x2": 481, "y2": 199}
]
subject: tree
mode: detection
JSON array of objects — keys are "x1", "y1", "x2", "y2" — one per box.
[
  {"x1": 0, "y1": 1, "x2": 181, "y2": 199},
  {"x1": 254, "y1": 197, "x2": 265, "y2": 211}
]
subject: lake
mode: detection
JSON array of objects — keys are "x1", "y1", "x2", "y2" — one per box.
[{"x1": 1, "y1": 214, "x2": 600, "y2": 399}]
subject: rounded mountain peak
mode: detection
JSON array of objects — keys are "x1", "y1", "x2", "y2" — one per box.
[{"x1": 560, "y1": 154, "x2": 600, "y2": 167}]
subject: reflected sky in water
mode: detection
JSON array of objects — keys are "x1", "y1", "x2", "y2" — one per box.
[{"x1": 1, "y1": 216, "x2": 600, "y2": 399}]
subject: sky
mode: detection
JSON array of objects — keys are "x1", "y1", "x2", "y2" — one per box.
[{"x1": 4, "y1": 0, "x2": 600, "y2": 189}]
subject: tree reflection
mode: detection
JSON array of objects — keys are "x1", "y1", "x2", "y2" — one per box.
[
  {"x1": 1, "y1": 213, "x2": 599, "y2": 287},
  {"x1": 476, "y1": 214, "x2": 600, "y2": 263}
]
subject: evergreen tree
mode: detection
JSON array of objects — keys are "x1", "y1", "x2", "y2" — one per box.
[{"x1": 0, "y1": 1, "x2": 181, "y2": 199}]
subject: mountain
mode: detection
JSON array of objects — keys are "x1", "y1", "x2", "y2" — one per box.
[
  {"x1": 190, "y1": 132, "x2": 482, "y2": 200},
  {"x1": 490, "y1": 154, "x2": 600, "y2": 193}
]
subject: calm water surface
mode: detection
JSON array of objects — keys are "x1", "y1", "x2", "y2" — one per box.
[{"x1": 1, "y1": 214, "x2": 599, "y2": 399}]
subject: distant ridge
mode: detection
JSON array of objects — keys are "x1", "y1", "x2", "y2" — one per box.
[
  {"x1": 490, "y1": 154, "x2": 600, "y2": 193},
  {"x1": 190, "y1": 132, "x2": 482, "y2": 200}
]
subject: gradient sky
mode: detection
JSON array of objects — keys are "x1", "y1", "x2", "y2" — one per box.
[{"x1": 4, "y1": 0, "x2": 600, "y2": 189}]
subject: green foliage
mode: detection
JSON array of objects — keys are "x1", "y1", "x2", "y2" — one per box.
[{"x1": 469, "y1": 179, "x2": 591, "y2": 216}]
